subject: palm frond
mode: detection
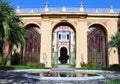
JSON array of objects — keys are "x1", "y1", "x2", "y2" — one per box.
[{"x1": 108, "y1": 32, "x2": 120, "y2": 48}]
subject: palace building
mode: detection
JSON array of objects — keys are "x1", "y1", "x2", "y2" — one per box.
[{"x1": 17, "y1": 3, "x2": 120, "y2": 68}]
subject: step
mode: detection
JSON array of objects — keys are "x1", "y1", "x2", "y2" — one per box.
[
  {"x1": 54, "y1": 64, "x2": 74, "y2": 68},
  {"x1": 52, "y1": 68, "x2": 75, "y2": 72}
]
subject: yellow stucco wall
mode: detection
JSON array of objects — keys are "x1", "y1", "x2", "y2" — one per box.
[{"x1": 17, "y1": 12, "x2": 119, "y2": 68}]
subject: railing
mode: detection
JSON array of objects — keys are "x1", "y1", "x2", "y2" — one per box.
[{"x1": 15, "y1": 7, "x2": 120, "y2": 13}]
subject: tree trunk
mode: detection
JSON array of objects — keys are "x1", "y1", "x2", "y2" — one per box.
[{"x1": 6, "y1": 45, "x2": 12, "y2": 66}]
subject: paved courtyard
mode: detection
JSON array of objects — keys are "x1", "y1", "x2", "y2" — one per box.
[{"x1": 0, "y1": 70, "x2": 120, "y2": 84}]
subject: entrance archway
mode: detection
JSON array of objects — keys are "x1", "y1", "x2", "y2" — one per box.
[
  {"x1": 52, "y1": 22, "x2": 76, "y2": 65},
  {"x1": 59, "y1": 47, "x2": 69, "y2": 64},
  {"x1": 21, "y1": 24, "x2": 41, "y2": 64},
  {"x1": 87, "y1": 24, "x2": 108, "y2": 67}
]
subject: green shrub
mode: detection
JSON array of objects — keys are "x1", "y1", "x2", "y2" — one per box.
[
  {"x1": 26, "y1": 62, "x2": 33, "y2": 67},
  {"x1": 0, "y1": 57, "x2": 7, "y2": 65},
  {"x1": 27, "y1": 62, "x2": 45, "y2": 68},
  {"x1": 110, "y1": 64, "x2": 120, "y2": 68},
  {"x1": 39, "y1": 63, "x2": 45, "y2": 67},
  {"x1": 87, "y1": 62, "x2": 97, "y2": 68},
  {"x1": 80, "y1": 62, "x2": 87, "y2": 68},
  {"x1": 11, "y1": 52, "x2": 20, "y2": 65},
  {"x1": 80, "y1": 62, "x2": 97, "y2": 68},
  {"x1": 109, "y1": 64, "x2": 120, "y2": 71},
  {"x1": 107, "y1": 80, "x2": 120, "y2": 84},
  {"x1": 0, "y1": 66, "x2": 15, "y2": 70}
]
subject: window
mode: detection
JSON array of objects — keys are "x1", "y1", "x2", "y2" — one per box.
[
  {"x1": 58, "y1": 32, "x2": 70, "y2": 41},
  {"x1": 67, "y1": 34, "x2": 69, "y2": 40},
  {"x1": 59, "y1": 34, "x2": 61, "y2": 40}
]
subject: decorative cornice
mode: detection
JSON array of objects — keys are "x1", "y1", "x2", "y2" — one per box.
[
  {"x1": 16, "y1": 13, "x2": 41, "y2": 17},
  {"x1": 16, "y1": 12, "x2": 120, "y2": 18},
  {"x1": 87, "y1": 13, "x2": 120, "y2": 18},
  {"x1": 40, "y1": 13, "x2": 88, "y2": 18}
]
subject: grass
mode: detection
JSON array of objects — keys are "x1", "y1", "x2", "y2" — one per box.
[
  {"x1": 0, "y1": 65, "x2": 51, "y2": 70},
  {"x1": 12, "y1": 65, "x2": 51, "y2": 69},
  {"x1": 1, "y1": 65, "x2": 120, "y2": 71},
  {"x1": 76, "y1": 67, "x2": 105, "y2": 70},
  {"x1": 76, "y1": 67, "x2": 120, "y2": 71}
]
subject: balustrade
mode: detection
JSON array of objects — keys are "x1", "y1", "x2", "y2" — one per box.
[
  {"x1": 16, "y1": 2, "x2": 120, "y2": 13},
  {"x1": 16, "y1": 7, "x2": 120, "y2": 13}
]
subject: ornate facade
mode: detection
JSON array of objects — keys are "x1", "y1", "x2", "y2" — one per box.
[
  {"x1": 52, "y1": 25, "x2": 75, "y2": 65},
  {"x1": 17, "y1": 5, "x2": 120, "y2": 68}
]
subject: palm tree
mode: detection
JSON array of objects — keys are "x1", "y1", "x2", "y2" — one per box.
[
  {"x1": 0, "y1": 0, "x2": 27, "y2": 66},
  {"x1": 0, "y1": 0, "x2": 15, "y2": 55},
  {"x1": 6, "y1": 17, "x2": 27, "y2": 66},
  {"x1": 0, "y1": 0, "x2": 11, "y2": 56},
  {"x1": 108, "y1": 32, "x2": 120, "y2": 63}
]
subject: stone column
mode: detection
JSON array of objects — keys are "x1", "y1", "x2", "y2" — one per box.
[
  {"x1": 76, "y1": 19, "x2": 87, "y2": 68},
  {"x1": 40, "y1": 19, "x2": 52, "y2": 67},
  {"x1": 53, "y1": 32, "x2": 58, "y2": 64},
  {"x1": 108, "y1": 19, "x2": 119, "y2": 65},
  {"x1": 54, "y1": 32, "x2": 57, "y2": 51},
  {"x1": 70, "y1": 32, "x2": 75, "y2": 64}
]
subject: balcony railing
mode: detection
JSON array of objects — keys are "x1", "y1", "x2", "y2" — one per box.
[{"x1": 15, "y1": 7, "x2": 120, "y2": 14}]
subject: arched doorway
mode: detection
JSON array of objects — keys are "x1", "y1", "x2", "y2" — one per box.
[
  {"x1": 59, "y1": 47, "x2": 69, "y2": 64},
  {"x1": 21, "y1": 24, "x2": 41, "y2": 64},
  {"x1": 87, "y1": 24, "x2": 108, "y2": 67},
  {"x1": 52, "y1": 22, "x2": 76, "y2": 65}
]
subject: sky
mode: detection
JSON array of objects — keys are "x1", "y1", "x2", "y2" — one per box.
[{"x1": 9, "y1": 0, "x2": 120, "y2": 9}]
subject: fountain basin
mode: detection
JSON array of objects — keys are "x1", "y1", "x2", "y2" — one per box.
[{"x1": 22, "y1": 70, "x2": 105, "y2": 81}]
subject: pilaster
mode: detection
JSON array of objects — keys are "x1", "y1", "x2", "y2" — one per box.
[
  {"x1": 76, "y1": 19, "x2": 88, "y2": 68},
  {"x1": 40, "y1": 19, "x2": 52, "y2": 67}
]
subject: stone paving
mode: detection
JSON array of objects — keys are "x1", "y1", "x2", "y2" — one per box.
[{"x1": 0, "y1": 70, "x2": 120, "y2": 84}]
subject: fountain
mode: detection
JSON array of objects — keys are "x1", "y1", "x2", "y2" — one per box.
[{"x1": 23, "y1": 69, "x2": 105, "y2": 81}]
